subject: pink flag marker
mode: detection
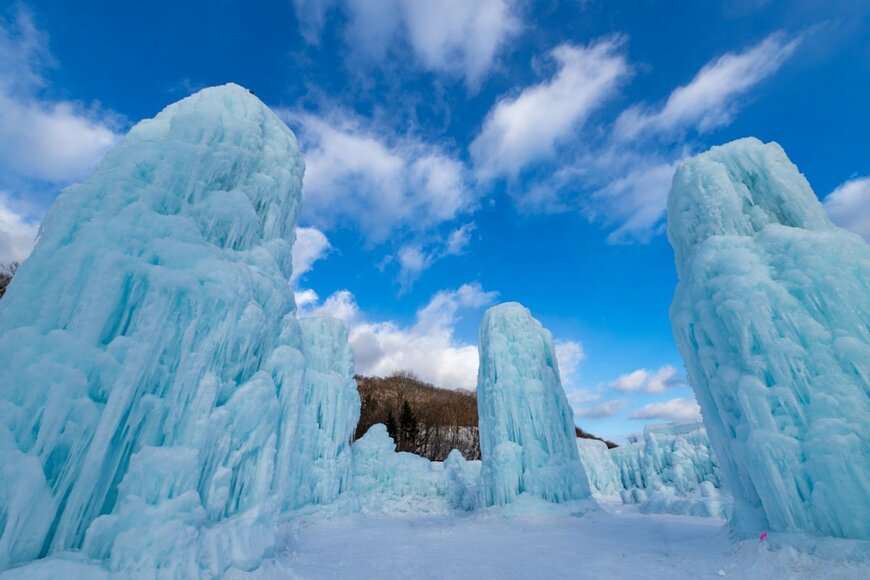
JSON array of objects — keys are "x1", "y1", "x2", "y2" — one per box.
[{"x1": 759, "y1": 532, "x2": 768, "y2": 541}]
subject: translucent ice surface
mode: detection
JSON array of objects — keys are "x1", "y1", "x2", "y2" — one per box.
[
  {"x1": 0, "y1": 84, "x2": 357, "y2": 574},
  {"x1": 668, "y1": 137, "x2": 870, "y2": 539},
  {"x1": 476, "y1": 303, "x2": 591, "y2": 506}
]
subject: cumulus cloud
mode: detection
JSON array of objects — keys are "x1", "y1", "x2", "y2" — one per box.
[
  {"x1": 824, "y1": 176, "x2": 870, "y2": 241},
  {"x1": 299, "y1": 0, "x2": 521, "y2": 87},
  {"x1": 614, "y1": 33, "x2": 800, "y2": 141},
  {"x1": 555, "y1": 339, "x2": 585, "y2": 387},
  {"x1": 303, "y1": 283, "x2": 497, "y2": 389},
  {"x1": 0, "y1": 7, "x2": 120, "y2": 186},
  {"x1": 607, "y1": 365, "x2": 684, "y2": 395},
  {"x1": 471, "y1": 38, "x2": 629, "y2": 180},
  {"x1": 290, "y1": 226, "x2": 331, "y2": 285},
  {"x1": 574, "y1": 399, "x2": 629, "y2": 419},
  {"x1": 629, "y1": 396, "x2": 701, "y2": 423},
  {"x1": 280, "y1": 109, "x2": 474, "y2": 244},
  {"x1": 0, "y1": 192, "x2": 38, "y2": 263}
]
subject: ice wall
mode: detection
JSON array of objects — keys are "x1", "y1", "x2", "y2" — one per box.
[
  {"x1": 575, "y1": 439, "x2": 622, "y2": 496},
  {"x1": 668, "y1": 137, "x2": 870, "y2": 539},
  {"x1": 0, "y1": 84, "x2": 354, "y2": 574},
  {"x1": 609, "y1": 423, "x2": 727, "y2": 518},
  {"x1": 476, "y1": 303, "x2": 591, "y2": 505},
  {"x1": 290, "y1": 317, "x2": 360, "y2": 508}
]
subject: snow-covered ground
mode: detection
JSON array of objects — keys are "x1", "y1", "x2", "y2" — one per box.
[{"x1": 229, "y1": 502, "x2": 867, "y2": 579}]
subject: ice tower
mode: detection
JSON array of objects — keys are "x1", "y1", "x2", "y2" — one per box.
[
  {"x1": 476, "y1": 303, "x2": 591, "y2": 505},
  {"x1": 668, "y1": 137, "x2": 870, "y2": 540},
  {"x1": 0, "y1": 84, "x2": 356, "y2": 574}
]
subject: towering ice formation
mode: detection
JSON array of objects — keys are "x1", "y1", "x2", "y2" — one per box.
[
  {"x1": 0, "y1": 84, "x2": 357, "y2": 574},
  {"x1": 476, "y1": 303, "x2": 591, "y2": 506},
  {"x1": 668, "y1": 138, "x2": 870, "y2": 539},
  {"x1": 289, "y1": 317, "x2": 360, "y2": 508}
]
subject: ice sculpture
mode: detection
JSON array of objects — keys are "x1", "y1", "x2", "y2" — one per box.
[
  {"x1": 290, "y1": 317, "x2": 360, "y2": 508},
  {"x1": 575, "y1": 439, "x2": 622, "y2": 497},
  {"x1": 668, "y1": 137, "x2": 870, "y2": 539},
  {"x1": 0, "y1": 84, "x2": 356, "y2": 574},
  {"x1": 476, "y1": 303, "x2": 591, "y2": 505},
  {"x1": 609, "y1": 423, "x2": 726, "y2": 518},
  {"x1": 351, "y1": 424, "x2": 479, "y2": 514}
]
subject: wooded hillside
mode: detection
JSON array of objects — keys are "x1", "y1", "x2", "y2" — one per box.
[{"x1": 354, "y1": 371, "x2": 617, "y2": 462}]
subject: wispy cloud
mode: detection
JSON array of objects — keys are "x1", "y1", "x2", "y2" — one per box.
[
  {"x1": 471, "y1": 38, "x2": 630, "y2": 181},
  {"x1": 614, "y1": 33, "x2": 800, "y2": 141},
  {"x1": 574, "y1": 399, "x2": 629, "y2": 419},
  {"x1": 629, "y1": 396, "x2": 701, "y2": 423},
  {"x1": 606, "y1": 364, "x2": 685, "y2": 394}
]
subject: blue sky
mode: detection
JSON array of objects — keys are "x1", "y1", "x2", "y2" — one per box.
[{"x1": 0, "y1": 0, "x2": 867, "y2": 442}]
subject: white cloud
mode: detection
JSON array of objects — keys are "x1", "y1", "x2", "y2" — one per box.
[
  {"x1": 394, "y1": 223, "x2": 476, "y2": 290},
  {"x1": 629, "y1": 396, "x2": 701, "y2": 423},
  {"x1": 607, "y1": 365, "x2": 684, "y2": 395},
  {"x1": 281, "y1": 109, "x2": 474, "y2": 243},
  {"x1": 291, "y1": 226, "x2": 331, "y2": 285},
  {"x1": 0, "y1": 8, "x2": 121, "y2": 185},
  {"x1": 304, "y1": 0, "x2": 521, "y2": 87},
  {"x1": 586, "y1": 161, "x2": 677, "y2": 244},
  {"x1": 294, "y1": 288, "x2": 320, "y2": 309},
  {"x1": 471, "y1": 38, "x2": 629, "y2": 180},
  {"x1": 824, "y1": 177, "x2": 870, "y2": 241},
  {"x1": 303, "y1": 283, "x2": 497, "y2": 389},
  {"x1": 397, "y1": 0, "x2": 521, "y2": 87},
  {"x1": 614, "y1": 33, "x2": 799, "y2": 141},
  {"x1": 574, "y1": 399, "x2": 629, "y2": 419},
  {"x1": 292, "y1": 0, "x2": 337, "y2": 44},
  {"x1": 555, "y1": 340, "x2": 585, "y2": 387},
  {"x1": 0, "y1": 192, "x2": 38, "y2": 263}
]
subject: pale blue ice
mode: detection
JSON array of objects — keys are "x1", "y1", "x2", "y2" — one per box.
[
  {"x1": 476, "y1": 302, "x2": 591, "y2": 506},
  {"x1": 668, "y1": 137, "x2": 870, "y2": 540}
]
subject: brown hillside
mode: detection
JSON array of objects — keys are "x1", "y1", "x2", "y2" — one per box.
[{"x1": 354, "y1": 370, "x2": 617, "y2": 461}]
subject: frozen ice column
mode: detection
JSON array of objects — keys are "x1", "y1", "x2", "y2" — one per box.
[
  {"x1": 289, "y1": 317, "x2": 361, "y2": 508},
  {"x1": 668, "y1": 137, "x2": 870, "y2": 540},
  {"x1": 477, "y1": 302, "x2": 591, "y2": 505},
  {"x1": 0, "y1": 84, "x2": 309, "y2": 572}
]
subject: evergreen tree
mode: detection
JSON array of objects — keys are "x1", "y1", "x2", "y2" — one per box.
[
  {"x1": 398, "y1": 400, "x2": 419, "y2": 453},
  {"x1": 385, "y1": 410, "x2": 397, "y2": 442}
]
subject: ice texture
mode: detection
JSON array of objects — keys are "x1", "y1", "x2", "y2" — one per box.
[
  {"x1": 668, "y1": 137, "x2": 870, "y2": 539},
  {"x1": 476, "y1": 303, "x2": 591, "y2": 505},
  {"x1": 351, "y1": 424, "x2": 479, "y2": 514},
  {"x1": 575, "y1": 439, "x2": 622, "y2": 497},
  {"x1": 609, "y1": 423, "x2": 727, "y2": 518},
  {"x1": 289, "y1": 317, "x2": 360, "y2": 509},
  {"x1": 0, "y1": 84, "x2": 358, "y2": 574}
]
